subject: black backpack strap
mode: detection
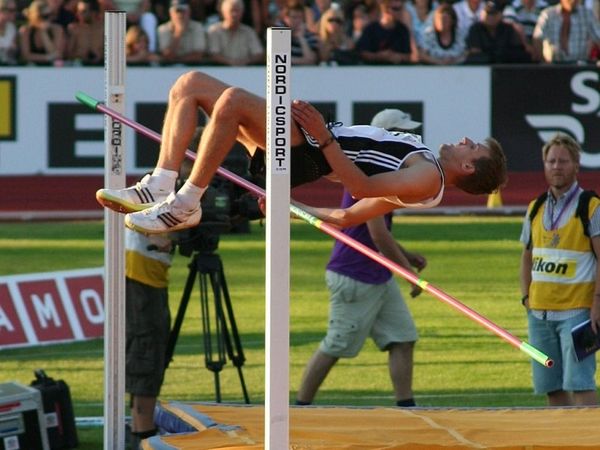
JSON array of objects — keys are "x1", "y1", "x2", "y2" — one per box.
[
  {"x1": 527, "y1": 192, "x2": 548, "y2": 249},
  {"x1": 575, "y1": 190, "x2": 599, "y2": 238}
]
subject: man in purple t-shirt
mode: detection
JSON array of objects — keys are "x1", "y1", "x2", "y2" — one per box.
[{"x1": 295, "y1": 110, "x2": 426, "y2": 407}]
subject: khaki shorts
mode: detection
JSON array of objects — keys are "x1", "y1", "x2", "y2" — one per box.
[
  {"x1": 320, "y1": 271, "x2": 418, "y2": 358},
  {"x1": 125, "y1": 278, "x2": 171, "y2": 397}
]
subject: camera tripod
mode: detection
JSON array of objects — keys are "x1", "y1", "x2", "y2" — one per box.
[{"x1": 165, "y1": 247, "x2": 250, "y2": 404}]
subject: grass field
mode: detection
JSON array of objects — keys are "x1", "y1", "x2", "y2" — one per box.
[{"x1": 1, "y1": 216, "x2": 596, "y2": 449}]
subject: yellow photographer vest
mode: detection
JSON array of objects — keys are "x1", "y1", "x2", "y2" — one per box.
[
  {"x1": 529, "y1": 197, "x2": 598, "y2": 310},
  {"x1": 125, "y1": 229, "x2": 172, "y2": 288}
]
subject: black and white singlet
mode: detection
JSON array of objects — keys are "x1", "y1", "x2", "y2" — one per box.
[
  {"x1": 307, "y1": 124, "x2": 444, "y2": 208},
  {"x1": 254, "y1": 123, "x2": 445, "y2": 209}
]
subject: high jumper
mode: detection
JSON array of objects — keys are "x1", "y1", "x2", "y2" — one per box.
[{"x1": 96, "y1": 70, "x2": 507, "y2": 234}]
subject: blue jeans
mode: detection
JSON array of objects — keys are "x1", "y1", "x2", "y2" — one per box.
[{"x1": 528, "y1": 310, "x2": 596, "y2": 395}]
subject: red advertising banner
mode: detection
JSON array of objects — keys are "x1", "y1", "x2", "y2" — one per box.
[{"x1": 0, "y1": 268, "x2": 104, "y2": 349}]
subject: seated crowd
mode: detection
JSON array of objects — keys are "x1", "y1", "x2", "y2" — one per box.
[{"x1": 1, "y1": 0, "x2": 599, "y2": 65}]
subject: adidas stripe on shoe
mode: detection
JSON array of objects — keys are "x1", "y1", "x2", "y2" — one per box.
[
  {"x1": 124, "y1": 193, "x2": 202, "y2": 234},
  {"x1": 96, "y1": 174, "x2": 171, "y2": 213}
]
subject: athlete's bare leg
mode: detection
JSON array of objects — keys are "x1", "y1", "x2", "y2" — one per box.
[
  {"x1": 102, "y1": 70, "x2": 310, "y2": 232},
  {"x1": 155, "y1": 71, "x2": 233, "y2": 173},
  {"x1": 156, "y1": 71, "x2": 306, "y2": 188}
]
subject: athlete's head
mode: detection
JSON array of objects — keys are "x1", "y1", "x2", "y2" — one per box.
[{"x1": 440, "y1": 137, "x2": 507, "y2": 195}]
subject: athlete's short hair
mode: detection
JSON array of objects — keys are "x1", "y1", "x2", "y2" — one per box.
[
  {"x1": 542, "y1": 133, "x2": 581, "y2": 164},
  {"x1": 455, "y1": 137, "x2": 507, "y2": 195}
]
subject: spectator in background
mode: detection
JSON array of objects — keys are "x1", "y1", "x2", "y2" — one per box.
[
  {"x1": 47, "y1": 0, "x2": 75, "y2": 31},
  {"x1": 590, "y1": 0, "x2": 600, "y2": 61},
  {"x1": 465, "y1": 0, "x2": 532, "y2": 62},
  {"x1": 318, "y1": 5, "x2": 357, "y2": 64},
  {"x1": 67, "y1": 0, "x2": 103, "y2": 65},
  {"x1": 282, "y1": 0, "x2": 320, "y2": 65},
  {"x1": 505, "y1": 0, "x2": 547, "y2": 45},
  {"x1": 405, "y1": 0, "x2": 435, "y2": 48},
  {"x1": 235, "y1": 0, "x2": 264, "y2": 37},
  {"x1": 532, "y1": 0, "x2": 600, "y2": 63},
  {"x1": 419, "y1": 2, "x2": 467, "y2": 64},
  {"x1": 306, "y1": 0, "x2": 332, "y2": 32},
  {"x1": 295, "y1": 109, "x2": 426, "y2": 409},
  {"x1": 19, "y1": 0, "x2": 66, "y2": 65},
  {"x1": 0, "y1": 0, "x2": 18, "y2": 64},
  {"x1": 187, "y1": 0, "x2": 217, "y2": 23},
  {"x1": 126, "y1": 24, "x2": 161, "y2": 64},
  {"x1": 520, "y1": 133, "x2": 600, "y2": 407},
  {"x1": 158, "y1": 0, "x2": 207, "y2": 64},
  {"x1": 98, "y1": 0, "x2": 117, "y2": 13},
  {"x1": 263, "y1": 0, "x2": 286, "y2": 30},
  {"x1": 355, "y1": 0, "x2": 416, "y2": 64},
  {"x1": 349, "y1": 3, "x2": 372, "y2": 41},
  {"x1": 127, "y1": 0, "x2": 159, "y2": 53},
  {"x1": 152, "y1": 0, "x2": 170, "y2": 24},
  {"x1": 501, "y1": 0, "x2": 546, "y2": 59},
  {"x1": 453, "y1": 0, "x2": 484, "y2": 36},
  {"x1": 206, "y1": 0, "x2": 264, "y2": 66}
]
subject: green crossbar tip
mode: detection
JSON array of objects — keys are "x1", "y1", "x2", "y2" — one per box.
[
  {"x1": 75, "y1": 92, "x2": 100, "y2": 109},
  {"x1": 520, "y1": 341, "x2": 554, "y2": 367}
]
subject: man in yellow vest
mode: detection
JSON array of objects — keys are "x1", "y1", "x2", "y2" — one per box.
[{"x1": 519, "y1": 133, "x2": 600, "y2": 406}]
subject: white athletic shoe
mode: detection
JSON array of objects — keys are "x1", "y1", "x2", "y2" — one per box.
[
  {"x1": 96, "y1": 174, "x2": 172, "y2": 213},
  {"x1": 124, "y1": 193, "x2": 202, "y2": 234}
]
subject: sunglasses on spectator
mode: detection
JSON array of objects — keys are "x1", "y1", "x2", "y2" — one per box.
[
  {"x1": 1, "y1": 6, "x2": 16, "y2": 11},
  {"x1": 328, "y1": 17, "x2": 343, "y2": 23},
  {"x1": 389, "y1": 5, "x2": 403, "y2": 11}
]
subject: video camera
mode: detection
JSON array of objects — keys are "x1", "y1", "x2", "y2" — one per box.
[{"x1": 175, "y1": 147, "x2": 264, "y2": 257}]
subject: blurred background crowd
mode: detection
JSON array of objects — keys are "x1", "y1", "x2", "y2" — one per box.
[{"x1": 1, "y1": 0, "x2": 600, "y2": 67}]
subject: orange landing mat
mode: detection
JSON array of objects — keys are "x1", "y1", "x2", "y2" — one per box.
[{"x1": 144, "y1": 401, "x2": 600, "y2": 449}]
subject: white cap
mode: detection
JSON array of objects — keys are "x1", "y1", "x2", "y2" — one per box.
[{"x1": 370, "y1": 109, "x2": 421, "y2": 131}]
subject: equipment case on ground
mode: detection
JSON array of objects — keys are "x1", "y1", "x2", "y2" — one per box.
[
  {"x1": 0, "y1": 382, "x2": 50, "y2": 450},
  {"x1": 30, "y1": 370, "x2": 78, "y2": 449}
]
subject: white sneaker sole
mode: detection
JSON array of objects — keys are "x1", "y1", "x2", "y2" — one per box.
[{"x1": 96, "y1": 189, "x2": 156, "y2": 214}]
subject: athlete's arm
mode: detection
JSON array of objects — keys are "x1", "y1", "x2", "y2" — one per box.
[
  {"x1": 294, "y1": 197, "x2": 397, "y2": 228},
  {"x1": 291, "y1": 100, "x2": 441, "y2": 201}
]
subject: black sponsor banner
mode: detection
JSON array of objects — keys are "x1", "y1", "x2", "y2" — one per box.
[
  {"x1": 48, "y1": 104, "x2": 103, "y2": 168},
  {"x1": 46, "y1": 100, "x2": 423, "y2": 171},
  {"x1": 135, "y1": 103, "x2": 168, "y2": 168},
  {"x1": 492, "y1": 65, "x2": 600, "y2": 171}
]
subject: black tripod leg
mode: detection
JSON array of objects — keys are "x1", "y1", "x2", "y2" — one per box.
[
  {"x1": 202, "y1": 270, "x2": 227, "y2": 403},
  {"x1": 164, "y1": 255, "x2": 198, "y2": 369},
  {"x1": 217, "y1": 260, "x2": 250, "y2": 404}
]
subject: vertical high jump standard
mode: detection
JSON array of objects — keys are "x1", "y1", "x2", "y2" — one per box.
[
  {"x1": 103, "y1": 11, "x2": 126, "y2": 450},
  {"x1": 265, "y1": 28, "x2": 292, "y2": 450}
]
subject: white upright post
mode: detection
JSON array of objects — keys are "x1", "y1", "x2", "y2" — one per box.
[
  {"x1": 265, "y1": 27, "x2": 291, "y2": 450},
  {"x1": 104, "y1": 10, "x2": 126, "y2": 450}
]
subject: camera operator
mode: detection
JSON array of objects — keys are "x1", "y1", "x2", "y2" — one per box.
[
  {"x1": 125, "y1": 227, "x2": 174, "y2": 449},
  {"x1": 125, "y1": 125, "x2": 263, "y2": 448}
]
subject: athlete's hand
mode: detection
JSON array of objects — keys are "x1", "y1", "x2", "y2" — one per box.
[
  {"x1": 257, "y1": 196, "x2": 266, "y2": 216},
  {"x1": 291, "y1": 100, "x2": 330, "y2": 144}
]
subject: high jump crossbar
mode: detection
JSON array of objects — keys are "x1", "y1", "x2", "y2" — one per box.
[{"x1": 76, "y1": 92, "x2": 553, "y2": 372}]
